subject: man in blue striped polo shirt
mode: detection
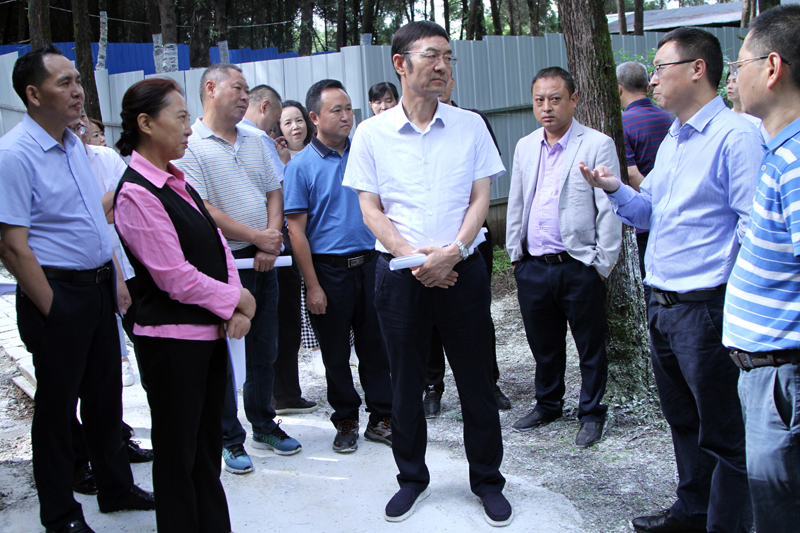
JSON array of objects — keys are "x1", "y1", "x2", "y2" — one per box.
[
  {"x1": 722, "y1": 6, "x2": 800, "y2": 532},
  {"x1": 175, "y1": 64, "x2": 302, "y2": 475}
]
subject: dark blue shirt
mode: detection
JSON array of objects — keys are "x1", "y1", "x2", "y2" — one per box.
[
  {"x1": 284, "y1": 136, "x2": 376, "y2": 255},
  {"x1": 622, "y1": 98, "x2": 673, "y2": 175}
]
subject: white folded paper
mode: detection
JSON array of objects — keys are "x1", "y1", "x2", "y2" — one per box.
[
  {"x1": 0, "y1": 281, "x2": 16, "y2": 295},
  {"x1": 234, "y1": 256, "x2": 293, "y2": 270},
  {"x1": 389, "y1": 227, "x2": 489, "y2": 271},
  {"x1": 227, "y1": 335, "x2": 246, "y2": 401}
]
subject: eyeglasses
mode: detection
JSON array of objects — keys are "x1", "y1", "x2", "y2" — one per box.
[
  {"x1": 650, "y1": 59, "x2": 698, "y2": 80},
  {"x1": 728, "y1": 54, "x2": 792, "y2": 78},
  {"x1": 402, "y1": 51, "x2": 458, "y2": 66},
  {"x1": 68, "y1": 123, "x2": 87, "y2": 135}
]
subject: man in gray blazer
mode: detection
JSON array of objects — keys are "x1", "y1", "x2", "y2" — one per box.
[{"x1": 506, "y1": 67, "x2": 622, "y2": 447}]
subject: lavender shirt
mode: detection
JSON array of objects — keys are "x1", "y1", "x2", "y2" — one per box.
[{"x1": 526, "y1": 121, "x2": 573, "y2": 256}]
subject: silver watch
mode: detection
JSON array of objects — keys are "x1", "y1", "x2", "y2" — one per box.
[{"x1": 454, "y1": 240, "x2": 469, "y2": 261}]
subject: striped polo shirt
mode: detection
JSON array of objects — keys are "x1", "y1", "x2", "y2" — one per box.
[
  {"x1": 723, "y1": 118, "x2": 800, "y2": 352},
  {"x1": 175, "y1": 118, "x2": 281, "y2": 251},
  {"x1": 622, "y1": 98, "x2": 673, "y2": 175}
]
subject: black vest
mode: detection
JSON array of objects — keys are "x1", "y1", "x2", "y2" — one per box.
[{"x1": 114, "y1": 166, "x2": 229, "y2": 326}]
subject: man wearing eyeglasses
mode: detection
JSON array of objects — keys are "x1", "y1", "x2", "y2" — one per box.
[
  {"x1": 344, "y1": 20, "x2": 511, "y2": 527},
  {"x1": 721, "y1": 6, "x2": 800, "y2": 532},
  {"x1": 580, "y1": 27, "x2": 761, "y2": 533}
]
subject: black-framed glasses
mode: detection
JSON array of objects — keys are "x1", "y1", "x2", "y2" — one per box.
[
  {"x1": 650, "y1": 59, "x2": 699, "y2": 80},
  {"x1": 728, "y1": 54, "x2": 793, "y2": 78},
  {"x1": 402, "y1": 51, "x2": 458, "y2": 66},
  {"x1": 68, "y1": 123, "x2": 87, "y2": 135}
]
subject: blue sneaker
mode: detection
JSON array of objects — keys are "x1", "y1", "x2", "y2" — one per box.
[
  {"x1": 252, "y1": 422, "x2": 302, "y2": 456},
  {"x1": 222, "y1": 444, "x2": 254, "y2": 474}
]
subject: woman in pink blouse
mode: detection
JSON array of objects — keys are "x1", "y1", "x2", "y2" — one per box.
[{"x1": 114, "y1": 77, "x2": 255, "y2": 533}]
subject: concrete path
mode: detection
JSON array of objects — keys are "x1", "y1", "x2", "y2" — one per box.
[{"x1": 0, "y1": 284, "x2": 586, "y2": 533}]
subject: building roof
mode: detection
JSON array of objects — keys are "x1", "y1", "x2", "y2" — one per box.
[{"x1": 608, "y1": 2, "x2": 743, "y2": 34}]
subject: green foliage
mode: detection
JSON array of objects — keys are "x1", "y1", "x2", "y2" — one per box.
[{"x1": 492, "y1": 246, "x2": 513, "y2": 276}]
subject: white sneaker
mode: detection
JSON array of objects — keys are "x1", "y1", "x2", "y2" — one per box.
[
  {"x1": 312, "y1": 350, "x2": 326, "y2": 377},
  {"x1": 122, "y1": 360, "x2": 135, "y2": 387}
]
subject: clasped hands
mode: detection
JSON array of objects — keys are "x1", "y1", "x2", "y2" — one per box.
[
  {"x1": 223, "y1": 287, "x2": 257, "y2": 339},
  {"x1": 410, "y1": 244, "x2": 461, "y2": 289},
  {"x1": 252, "y1": 228, "x2": 283, "y2": 272}
]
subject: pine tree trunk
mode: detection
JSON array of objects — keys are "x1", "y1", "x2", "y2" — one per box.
[
  {"x1": 443, "y1": 0, "x2": 450, "y2": 36},
  {"x1": 758, "y1": 0, "x2": 778, "y2": 14},
  {"x1": 466, "y1": 0, "x2": 481, "y2": 39},
  {"x1": 188, "y1": 0, "x2": 211, "y2": 68},
  {"x1": 336, "y1": 0, "x2": 346, "y2": 50},
  {"x1": 215, "y1": 0, "x2": 228, "y2": 63},
  {"x1": 489, "y1": 0, "x2": 502, "y2": 35},
  {"x1": 361, "y1": 0, "x2": 374, "y2": 45},
  {"x1": 28, "y1": 0, "x2": 51, "y2": 49},
  {"x1": 527, "y1": 0, "x2": 540, "y2": 36},
  {"x1": 158, "y1": 0, "x2": 178, "y2": 71},
  {"x1": 71, "y1": 0, "x2": 100, "y2": 119},
  {"x1": 18, "y1": 0, "x2": 29, "y2": 45},
  {"x1": 741, "y1": 0, "x2": 757, "y2": 27},
  {"x1": 429, "y1": 0, "x2": 436, "y2": 22},
  {"x1": 299, "y1": 0, "x2": 313, "y2": 55},
  {"x1": 633, "y1": 0, "x2": 643, "y2": 35},
  {"x1": 557, "y1": 0, "x2": 652, "y2": 403},
  {"x1": 617, "y1": 0, "x2": 627, "y2": 35}
]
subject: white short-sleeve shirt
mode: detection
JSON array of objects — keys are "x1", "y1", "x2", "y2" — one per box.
[{"x1": 343, "y1": 100, "x2": 505, "y2": 252}]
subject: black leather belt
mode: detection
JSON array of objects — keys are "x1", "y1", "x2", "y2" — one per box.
[
  {"x1": 652, "y1": 285, "x2": 726, "y2": 306},
  {"x1": 730, "y1": 349, "x2": 800, "y2": 371},
  {"x1": 527, "y1": 251, "x2": 574, "y2": 264},
  {"x1": 312, "y1": 250, "x2": 378, "y2": 268},
  {"x1": 41, "y1": 261, "x2": 113, "y2": 283}
]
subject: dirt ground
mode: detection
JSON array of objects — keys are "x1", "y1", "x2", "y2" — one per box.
[{"x1": 0, "y1": 267, "x2": 679, "y2": 532}]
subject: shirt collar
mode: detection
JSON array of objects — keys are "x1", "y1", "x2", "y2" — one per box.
[
  {"x1": 392, "y1": 98, "x2": 447, "y2": 133},
  {"x1": 239, "y1": 118, "x2": 258, "y2": 130},
  {"x1": 310, "y1": 134, "x2": 350, "y2": 158},
  {"x1": 22, "y1": 113, "x2": 79, "y2": 153},
  {"x1": 192, "y1": 117, "x2": 250, "y2": 141},
  {"x1": 670, "y1": 95, "x2": 726, "y2": 137},
  {"x1": 129, "y1": 150, "x2": 184, "y2": 188},
  {"x1": 538, "y1": 118, "x2": 575, "y2": 151},
  {"x1": 767, "y1": 116, "x2": 800, "y2": 153},
  {"x1": 624, "y1": 98, "x2": 653, "y2": 112}
]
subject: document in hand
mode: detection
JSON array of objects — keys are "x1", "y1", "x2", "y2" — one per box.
[{"x1": 389, "y1": 227, "x2": 488, "y2": 271}]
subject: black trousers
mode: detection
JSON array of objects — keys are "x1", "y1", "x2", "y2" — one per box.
[
  {"x1": 514, "y1": 256, "x2": 609, "y2": 422},
  {"x1": 636, "y1": 231, "x2": 651, "y2": 310},
  {"x1": 375, "y1": 253, "x2": 505, "y2": 496},
  {"x1": 649, "y1": 292, "x2": 752, "y2": 532},
  {"x1": 308, "y1": 254, "x2": 392, "y2": 425},
  {"x1": 427, "y1": 227, "x2": 500, "y2": 391},
  {"x1": 16, "y1": 278, "x2": 132, "y2": 530},
  {"x1": 273, "y1": 233, "x2": 303, "y2": 406},
  {"x1": 138, "y1": 336, "x2": 231, "y2": 533}
]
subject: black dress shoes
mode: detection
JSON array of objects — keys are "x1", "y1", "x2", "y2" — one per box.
[
  {"x1": 46, "y1": 519, "x2": 96, "y2": 533},
  {"x1": 423, "y1": 386, "x2": 442, "y2": 419},
  {"x1": 127, "y1": 439, "x2": 154, "y2": 463},
  {"x1": 493, "y1": 384, "x2": 512, "y2": 410},
  {"x1": 575, "y1": 420, "x2": 605, "y2": 448},
  {"x1": 631, "y1": 509, "x2": 707, "y2": 532},
  {"x1": 511, "y1": 409, "x2": 558, "y2": 432},
  {"x1": 72, "y1": 462, "x2": 97, "y2": 495},
  {"x1": 98, "y1": 485, "x2": 156, "y2": 513}
]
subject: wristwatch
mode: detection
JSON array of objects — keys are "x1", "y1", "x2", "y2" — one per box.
[{"x1": 454, "y1": 240, "x2": 469, "y2": 261}]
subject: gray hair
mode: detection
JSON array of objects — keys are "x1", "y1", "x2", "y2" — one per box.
[
  {"x1": 199, "y1": 63, "x2": 243, "y2": 104},
  {"x1": 616, "y1": 61, "x2": 650, "y2": 94}
]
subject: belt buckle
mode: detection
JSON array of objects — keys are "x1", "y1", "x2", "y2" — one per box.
[
  {"x1": 653, "y1": 290, "x2": 673, "y2": 306},
  {"x1": 544, "y1": 254, "x2": 562, "y2": 264},
  {"x1": 95, "y1": 266, "x2": 110, "y2": 283},
  {"x1": 347, "y1": 255, "x2": 365, "y2": 268}
]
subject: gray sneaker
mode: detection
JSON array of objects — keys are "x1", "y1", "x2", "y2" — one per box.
[{"x1": 365, "y1": 416, "x2": 392, "y2": 447}]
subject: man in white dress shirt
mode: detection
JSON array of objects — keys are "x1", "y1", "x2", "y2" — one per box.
[{"x1": 343, "y1": 20, "x2": 512, "y2": 527}]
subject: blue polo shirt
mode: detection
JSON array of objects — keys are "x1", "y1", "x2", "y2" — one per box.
[{"x1": 284, "y1": 136, "x2": 375, "y2": 255}]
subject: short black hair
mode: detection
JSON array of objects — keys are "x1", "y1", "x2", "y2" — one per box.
[
  {"x1": 280, "y1": 99, "x2": 315, "y2": 146},
  {"x1": 305, "y1": 79, "x2": 347, "y2": 116},
  {"x1": 390, "y1": 21, "x2": 449, "y2": 81},
  {"x1": 369, "y1": 81, "x2": 399, "y2": 103},
  {"x1": 531, "y1": 66, "x2": 576, "y2": 95},
  {"x1": 747, "y1": 5, "x2": 800, "y2": 90},
  {"x1": 657, "y1": 27, "x2": 723, "y2": 90},
  {"x1": 199, "y1": 63, "x2": 243, "y2": 104},
  {"x1": 13, "y1": 44, "x2": 64, "y2": 108}
]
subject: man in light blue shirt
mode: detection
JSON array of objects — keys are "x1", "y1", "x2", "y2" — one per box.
[
  {"x1": 721, "y1": 6, "x2": 800, "y2": 532},
  {"x1": 0, "y1": 45, "x2": 153, "y2": 533},
  {"x1": 580, "y1": 27, "x2": 761, "y2": 533},
  {"x1": 239, "y1": 84, "x2": 288, "y2": 183}
]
